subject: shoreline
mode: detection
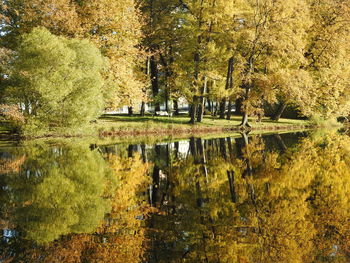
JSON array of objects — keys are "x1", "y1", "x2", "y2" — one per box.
[{"x1": 1, "y1": 115, "x2": 332, "y2": 141}]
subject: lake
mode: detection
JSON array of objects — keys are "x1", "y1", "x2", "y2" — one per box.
[{"x1": 0, "y1": 130, "x2": 349, "y2": 262}]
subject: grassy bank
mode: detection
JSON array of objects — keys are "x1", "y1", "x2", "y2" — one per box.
[
  {"x1": 0, "y1": 114, "x2": 319, "y2": 140},
  {"x1": 95, "y1": 114, "x2": 315, "y2": 137}
]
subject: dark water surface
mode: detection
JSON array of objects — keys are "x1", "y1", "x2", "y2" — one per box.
[{"x1": 0, "y1": 130, "x2": 349, "y2": 262}]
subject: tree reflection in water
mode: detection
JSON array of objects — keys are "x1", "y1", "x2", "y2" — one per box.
[{"x1": 0, "y1": 131, "x2": 350, "y2": 262}]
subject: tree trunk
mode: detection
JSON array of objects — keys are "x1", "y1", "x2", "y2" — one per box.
[
  {"x1": 271, "y1": 101, "x2": 287, "y2": 121},
  {"x1": 189, "y1": 97, "x2": 197, "y2": 124},
  {"x1": 173, "y1": 100, "x2": 179, "y2": 115},
  {"x1": 240, "y1": 87, "x2": 251, "y2": 128},
  {"x1": 221, "y1": 57, "x2": 235, "y2": 120},
  {"x1": 128, "y1": 106, "x2": 133, "y2": 116},
  {"x1": 140, "y1": 101, "x2": 146, "y2": 116},
  {"x1": 240, "y1": 111, "x2": 251, "y2": 128},
  {"x1": 226, "y1": 99, "x2": 233, "y2": 120},
  {"x1": 165, "y1": 88, "x2": 169, "y2": 112},
  {"x1": 197, "y1": 77, "x2": 207, "y2": 122},
  {"x1": 219, "y1": 99, "x2": 226, "y2": 119},
  {"x1": 150, "y1": 55, "x2": 160, "y2": 112},
  {"x1": 213, "y1": 101, "x2": 219, "y2": 116},
  {"x1": 207, "y1": 99, "x2": 212, "y2": 113},
  {"x1": 197, "y1": 103, "x2": 203, "y2": 122},
  {"x1": 235, "y1": 98, "x2": 243, "y2": 115}
]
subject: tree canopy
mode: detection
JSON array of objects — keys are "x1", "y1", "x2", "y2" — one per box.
[{"x1": 0, "y1": 0, "x2": 350, "y2": 130}]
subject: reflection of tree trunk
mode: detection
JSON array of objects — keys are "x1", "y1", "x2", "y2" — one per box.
[
  {"x1": 150, "y1": 145, "x2": 161, "y2": 207},
  {"x1": 235, "y1": 137, "x2": 244, "y2": 159},
  {"x1": 189, "y1": 137, "x2": 196, "y2": 157},
  {"x1": 227, "y1": 171, "x2": 236, "y2": 203},
  {"x1": 219, "y1": 138, "x2": 227, "y2": 159},
  {"x1": 227, "y1": 137, "x2": 234, "y2": 159},
  {"x1": 141, "y1": 144, "x2": 147, "y2": 162},
  {"x1": 196, "y1": 138, "x2": 208, "y2": 180},
  {"x1": 174, "y1": 141, "x2": 179, "y2": 158},
  {"x1": 196, "y1": 138, "x2": 203, "y2": 157},
  {"x1": 159, "y1": 144, "x2": 170, "y2": 206},
  {"x1": 150, "y1": 166, "x2": 160, "y2": 207},
  {"x1": 274, "y1": 134, "x2": 287, "y2": 152},
  {"x1": 128, "y1": 145, "x2": 134, "y2": 158},
  {"x1": 241, "y1": 132, "x2": 253, "y2": 178},
  {"x1": 271, "y1": 101, "x2": 287, "y2": 121}
]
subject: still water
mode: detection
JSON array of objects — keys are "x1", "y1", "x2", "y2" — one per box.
[{"x1": 0, "y1": 130, "x2": 349, "y2": 262}]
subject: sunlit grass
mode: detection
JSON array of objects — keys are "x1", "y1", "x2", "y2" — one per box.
[
  {"x1": 0, "y1": 114, "x2": 314, "y2": 139},
  {"x1": 95, "y1": 114, "x2": 313, "y2": 136}
]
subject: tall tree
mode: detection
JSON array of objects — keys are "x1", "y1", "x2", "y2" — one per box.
[
  {"x1": 231, "y1": 0, "x2": 311, "y2": 128},
  {"x1": 303, "y1": 0, "x2": 350, "y2": 119}
]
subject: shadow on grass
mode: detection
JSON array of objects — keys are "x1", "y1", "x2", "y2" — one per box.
[{"x1": 99, "y1": 114, "x2": 304, "y2": 127}]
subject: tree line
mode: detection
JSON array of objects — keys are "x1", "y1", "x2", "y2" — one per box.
[{"x1": 0, "y1": 0, "x2": 349, "y2": 132}]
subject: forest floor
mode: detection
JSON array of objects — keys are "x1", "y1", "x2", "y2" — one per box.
[{"x1": 95, "y1": 114, "x2": 315, "y2": 137}]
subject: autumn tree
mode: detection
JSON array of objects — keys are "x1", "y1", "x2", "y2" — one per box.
[
  {"x1": 228, "y1": 0, "x2": 311, "y2": 127},
  {"x1": 0, "y1": 0, "x2": 147, "y2": 112},
  {"x1": 303, "y1": 0, "x2": 350, "y2": 119}
]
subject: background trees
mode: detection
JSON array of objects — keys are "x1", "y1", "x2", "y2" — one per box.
[{"x1": 0, "y1": 0, "x2": 350, "y2": 131}]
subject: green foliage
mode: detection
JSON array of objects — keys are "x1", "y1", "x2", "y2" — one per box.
[{"x1": 4, "y1": 27, "x2": 106, "y2": 134}]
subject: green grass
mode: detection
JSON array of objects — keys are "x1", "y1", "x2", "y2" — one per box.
[
  {"x1": 0, "y1": 114, "x2": 315, "y2": 140},
  {"x1": 95, "y1": 114, "x2": 313, "y2": 136}
]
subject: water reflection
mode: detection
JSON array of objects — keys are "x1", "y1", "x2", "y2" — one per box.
[{"x1": 0, "y1": 131, "x2": 350, "y2": 262}]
